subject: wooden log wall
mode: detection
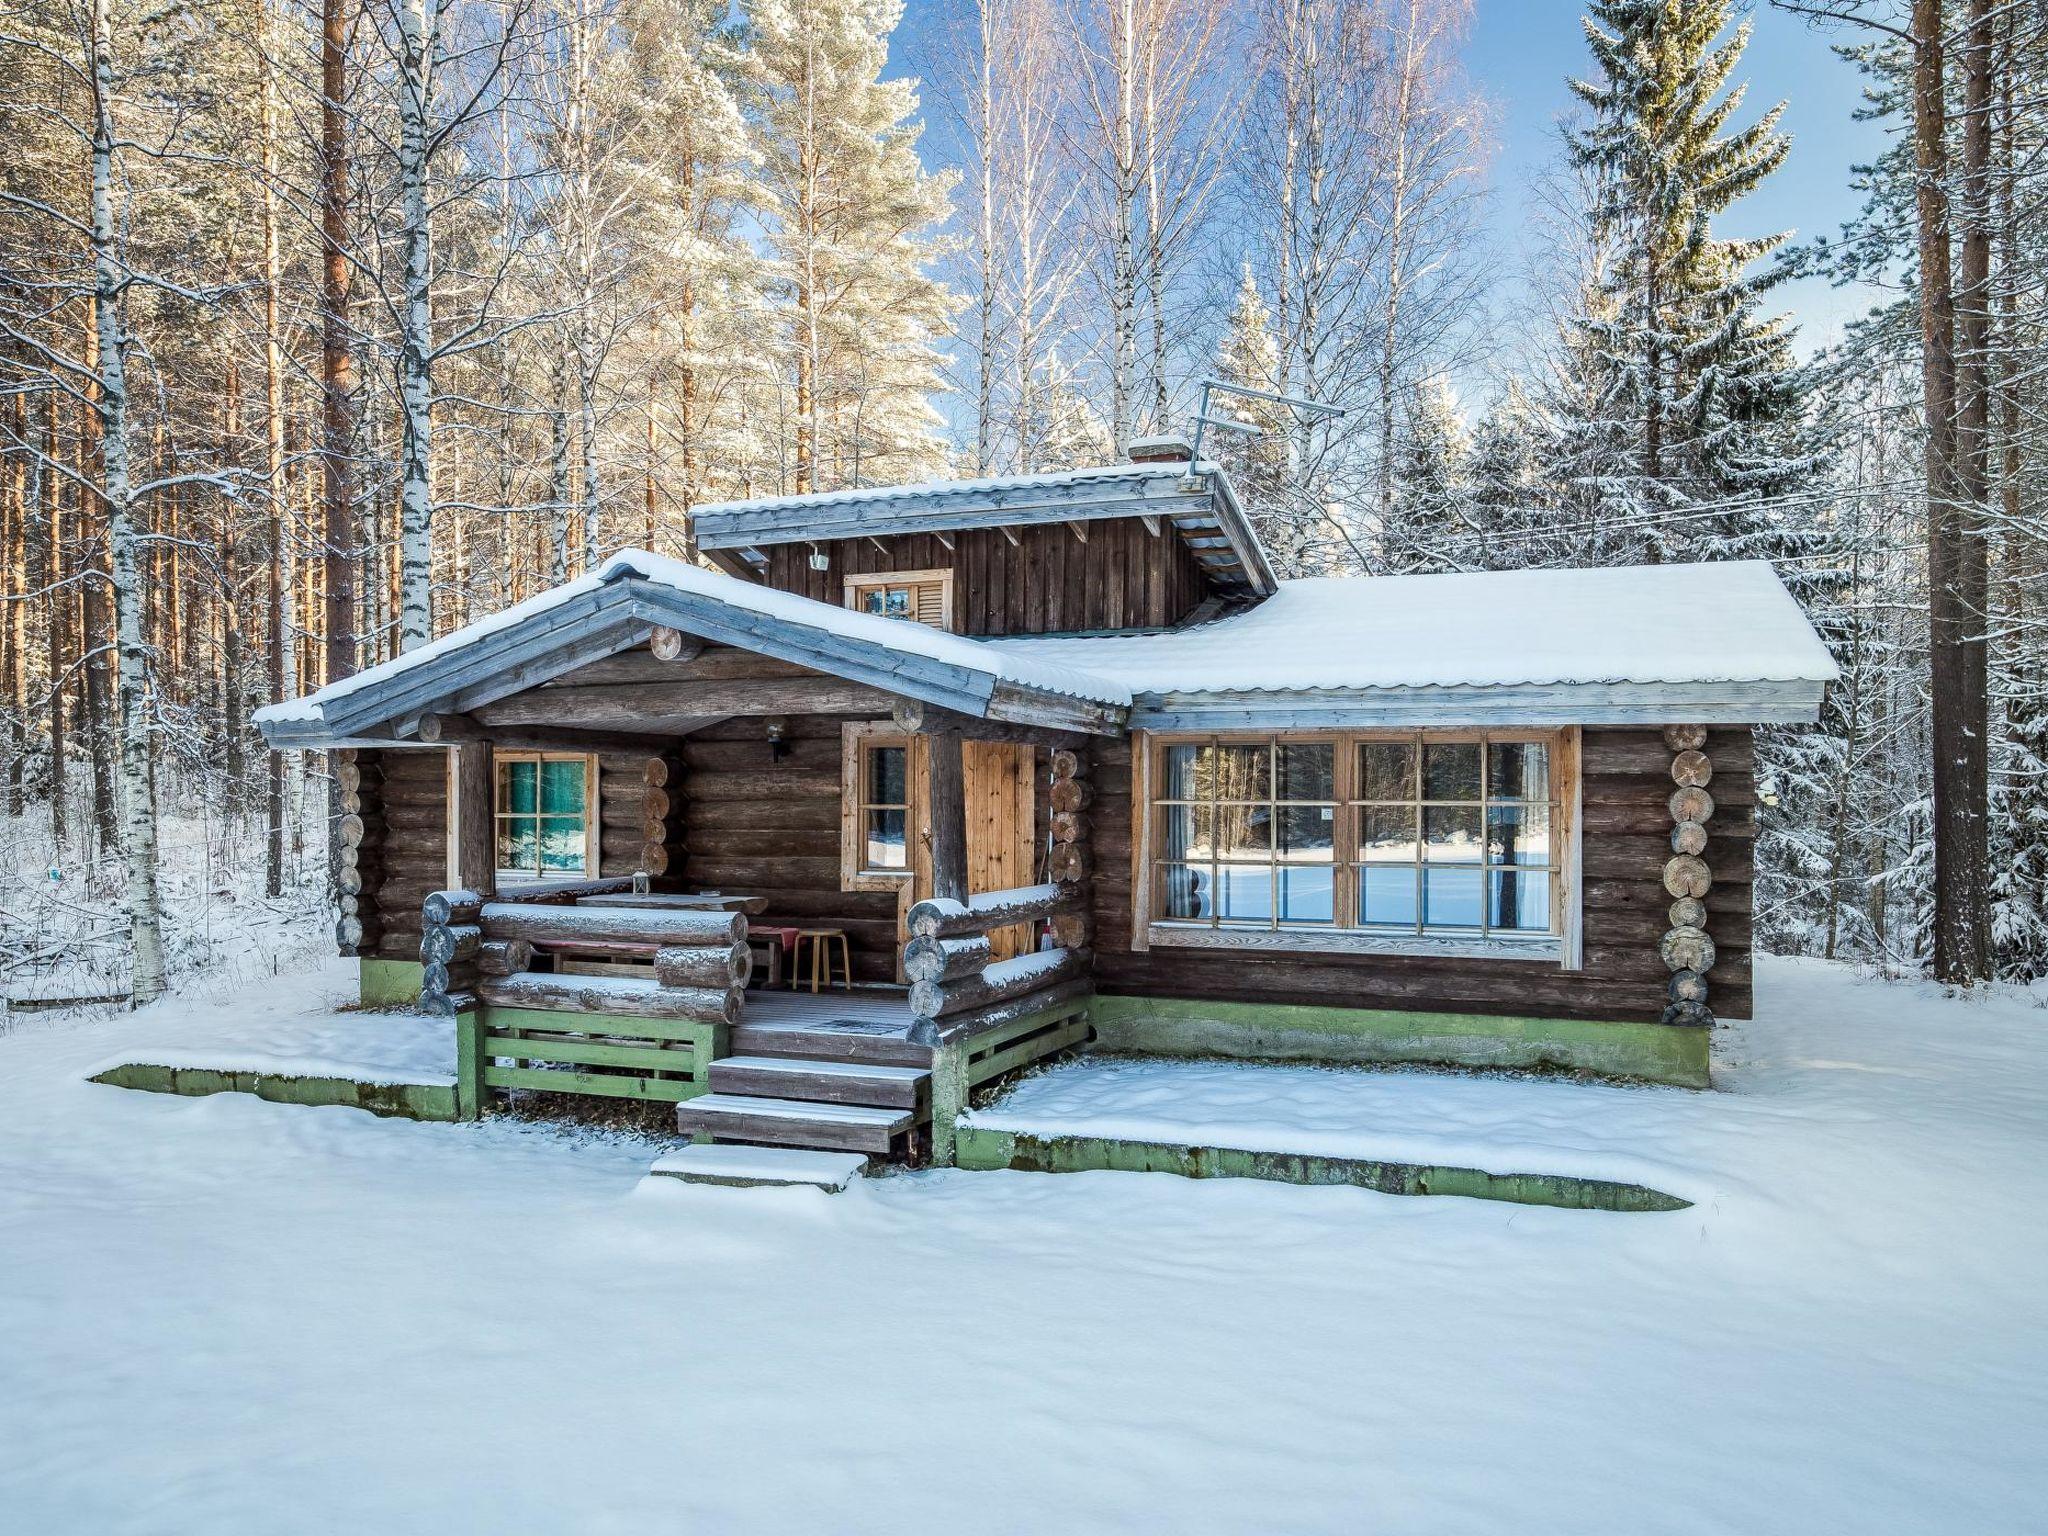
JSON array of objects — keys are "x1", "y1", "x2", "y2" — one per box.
[
  {"x1": 642, "y1": 752, "x2": 687, "y2": 880},
  {"x1": 1083, "y1": 727, "x2": 1755, "y2": 1025},
  {"x1": 352, "y1": 744, "x2": 685, "y2": 955},
  {"x1": 1046, "y1": 748, "x2": 1093, "y2": 949},
  {"x1": 903, "y1": 885, "x2": 1092, "y2": 1045},
  {"x1": 469, "y1": 901, "x2": 749, "y2": 1026},
  {"x1": 360, "y1": 748, "x2": 449, "y2": 963},
  {"x1": 597, "y1": 752, "x2": 657, "y2": 878},
  {"x1": 680, "y1": 711, "x2": 902, "y2": 983},
  {"x1": 759, "y1": 521, "x2": 1209, "y2": 635},
  {"x1": 1659, "y1": 724, "x2": 1719, "y2": 1027}
]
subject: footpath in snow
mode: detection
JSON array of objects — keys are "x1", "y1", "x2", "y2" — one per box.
[{"x1": 0, "y1": 956, "x2": 2043, "y2": 1534}]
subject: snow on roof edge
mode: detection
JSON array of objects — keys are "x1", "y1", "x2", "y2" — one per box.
[
  {"x1": 686, "y1": 461, "x2": 1181, "y2": 524},
  {"x1": 253, "y1": 548, "x2": 1135, "y2": 729}
]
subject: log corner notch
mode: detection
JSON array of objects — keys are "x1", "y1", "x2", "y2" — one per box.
[
  {"x1": 419, "y1": 887, "x2": 485, "y2": 1018},
  {"x1": 641, "y1": 751, "x2": 686, "y2": 881},
  {"x1": 1660, "y1": 724, "x2": 1716, "y2": 1029},
  {"x1": 901, "y1": 882, "x2": 1093, "y2": 1167},
  {"x1": 335, "y1": 749, "x2": 385, "y2": 956}
]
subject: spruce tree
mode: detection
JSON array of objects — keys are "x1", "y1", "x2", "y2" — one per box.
[
  {"x1": 746, "y1": 0, "x2": 957, "y2": 492},
  {"x1": 1381, "y1": 376, "x2": 1474, "y2": 574},
  {"x1": 1561, "y1": 0, "x2": 1821, "y2": 564},
  {"x1": 1467, "y1": 380, "x2": 1550, "y2": 570},
  {"x1": 1017, "y1": 349, "x2": 1113, "y2": 474}
]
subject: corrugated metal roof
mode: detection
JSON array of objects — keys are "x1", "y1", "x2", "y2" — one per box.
[
  {"x1": 995, "y1": 561, "x2": 1839, "y2": 694},
  {"x1": 689, "y1": 460, "x2": 1277, "y2": 597}
]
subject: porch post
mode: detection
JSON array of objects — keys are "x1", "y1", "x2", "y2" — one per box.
[
  {"x1": 451, "y1": 743, "x2": 497, "y2": 898},
  {"x1": 927, "y1": 726, "x2": 967, "y2": 904}
]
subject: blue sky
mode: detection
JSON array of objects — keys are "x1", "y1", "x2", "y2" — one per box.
[
  {"x1": 893, "y1": 0, "x2": 1893, "y2": 361},
  {"x1": 1465, "y1": 0, "x2": 1891, "y2": 353}
]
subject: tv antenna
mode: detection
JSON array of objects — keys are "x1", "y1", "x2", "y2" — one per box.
[{"x1": 1186, "y1": 377, "x2": 1346, "y2": 465}]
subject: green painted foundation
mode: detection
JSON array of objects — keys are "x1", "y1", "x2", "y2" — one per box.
[
  {"x1": 954, "y1": 1125, "x2": 1689, "y2": 1212},
  {"x1": 358, "y1": 958, "x2": 424, "y2": 1009},
  {"x1": 91, "y1": 1062, "x2": 459, "y2": 1122},
  {"x1": 1087, "y1": 994, "x2": 1710, "y2": 1089}
]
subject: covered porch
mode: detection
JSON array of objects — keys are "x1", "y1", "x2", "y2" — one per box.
[{"x1": 263, "y1": 555, "x2": 1121, "y2": 1164}]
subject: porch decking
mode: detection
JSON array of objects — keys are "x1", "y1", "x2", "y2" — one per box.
[{"x1": 730, "y1": 989, "x2": 927, "y2": 1064}]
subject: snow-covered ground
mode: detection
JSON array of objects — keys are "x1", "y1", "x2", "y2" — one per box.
[{"x1": 1, "y1": 956, "x2": 2042, "y2": 1534}]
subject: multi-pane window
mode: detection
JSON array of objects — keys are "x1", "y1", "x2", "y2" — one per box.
[
  {"x1": 858, "y1": 741, "x2": 911, "y2": 873},
  {"x1": 1152, "y1": 734, "x2": 1561, "y2": 943},
  {"x1": 1354, "y1": 738, "x2": 1554, "y2": 936},
  {"x1": 1156, "y1": 741, "x2": 1339, "y2": 925},
  {"x1": 844, "y1": 569, "x2": 953, "y2": 630},
  {"x1": 495, "y1": 752, "x2": 592, "y2": 880}
]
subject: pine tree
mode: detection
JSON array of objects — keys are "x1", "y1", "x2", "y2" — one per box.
[
  {"x1": 1561, "y1": 0, "x2": 1820, "y2": 564},
  {"x1": 614, "y1": 0, "x2": 767, "y2": 530},
  {"x1": 746, "y1": 0, "x2": 957, "y2": 493}
]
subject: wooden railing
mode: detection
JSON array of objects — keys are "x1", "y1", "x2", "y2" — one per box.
[
  {"x1": 903, "y1": 885, "x2": 1090, "y2": 1046},
  {"x1": 423, "y1": 889, "x2": 750, "y2": 1119},
  {"x1": 903, "y1": 881, "x2": 1095, "y2": 1166}
]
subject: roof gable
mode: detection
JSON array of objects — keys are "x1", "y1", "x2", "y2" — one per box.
[
  {"x1": 254, "y1": 551, "x2": 1130, "y2": 747},
  {"x1": 690, "y1": 462, "x2": 1277, "y2": 599}
]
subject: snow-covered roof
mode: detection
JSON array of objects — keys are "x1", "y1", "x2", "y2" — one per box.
[
  {"x1": 252, "y1": 550, "x2": 1132, "y2": 746},
  {"x1": 1000, "y1": 560, "x2": 1837, "y2": 726},
  {"x1": 255, "y1": 553, "x2": 1834, "y2": 747},
  {"x1": 688, "y1": 462, "x2": 1177, "y2": 523},
  {"x1": 689, "y1": 460, "x2": 1277, "y2": 597}
]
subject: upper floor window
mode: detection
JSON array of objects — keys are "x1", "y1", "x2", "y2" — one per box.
[
  {"x1": 495, "y1": 751, "x2": 594, "y2": 881},
  {"x1": 845, "y1": 568, "x2": 953, "y2": 630},
  {"x1": 1148, "y1": 732, "x2": 1568, "y2": 956}
]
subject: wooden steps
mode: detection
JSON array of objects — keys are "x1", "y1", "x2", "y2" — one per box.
[
  {"x1": 728, "y1": 1016, "x2": 931, "y2": 1068},
  {"x1": 684, "y1": 993, "x2": 932, "y2": 1160},
  {"x1": 645, "y1": 1144, "x2": 869, "y2": 1191},
  {"x1": 708, "y1": 1055, "x2": 929, "y2": 1111},
  {"x1": 675, "y1": 1093, "x2": 914, "y2": 1154}
]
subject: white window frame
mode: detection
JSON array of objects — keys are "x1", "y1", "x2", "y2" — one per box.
[
  {"x1": 1133, "y1": 729, "x2": 1582, "y2": 966},
  {"x1": 843, "y1": 568, "x2": 955, "y2": 631}
]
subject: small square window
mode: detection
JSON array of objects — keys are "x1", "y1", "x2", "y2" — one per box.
[{"x1": 494, "y1": 754, "x2": 589, "y2": 881}]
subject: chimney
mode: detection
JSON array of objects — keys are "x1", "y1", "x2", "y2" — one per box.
[{"x1": 1126, "y1": 433, "x2": 1192, "y2": 465}]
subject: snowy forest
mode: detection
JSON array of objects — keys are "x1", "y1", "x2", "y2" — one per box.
[{"x1": 0, "y1": 0, "x2": 2043, "y2": 1003}]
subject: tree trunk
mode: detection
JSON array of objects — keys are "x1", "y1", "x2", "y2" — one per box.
[
  {"x1": 42, "y1": 387, "x2": 67, "y2": 847},
  {"x1": 88, "y1": 0, "x2": 167, "y2": 1003},
  {"x1": 1917, "y1": 0, "x2": 1989, "y2": 982},
  {"x1": 78, "y1": 296, "x2": 119, "y2": 854},
  {"x1": 395, "y1": 0, "x2": 438, "y2": 650},
  {"x1": 262, "y1": 0, "x2": 290, "y2": 897},
  {"x1": 550, "y1": 356, "x2": 572, "y2": 583}
]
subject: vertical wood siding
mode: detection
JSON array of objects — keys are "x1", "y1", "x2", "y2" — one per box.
[{"x1": 759, "y1": 520, "x2": 1208, "y2": 634}]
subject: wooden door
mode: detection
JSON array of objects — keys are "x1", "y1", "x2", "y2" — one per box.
[
  {"x1": 965, "y1": 742, "x2": 1037, "y2": 959},
  {"x1": 911, "y1": 740, "x2": 1038, "y2": 961}
]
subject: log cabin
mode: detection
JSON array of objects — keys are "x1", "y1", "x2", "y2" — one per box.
[{"x1": 254, "y1": 437, "x2": 1837, "y2": 1168}]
